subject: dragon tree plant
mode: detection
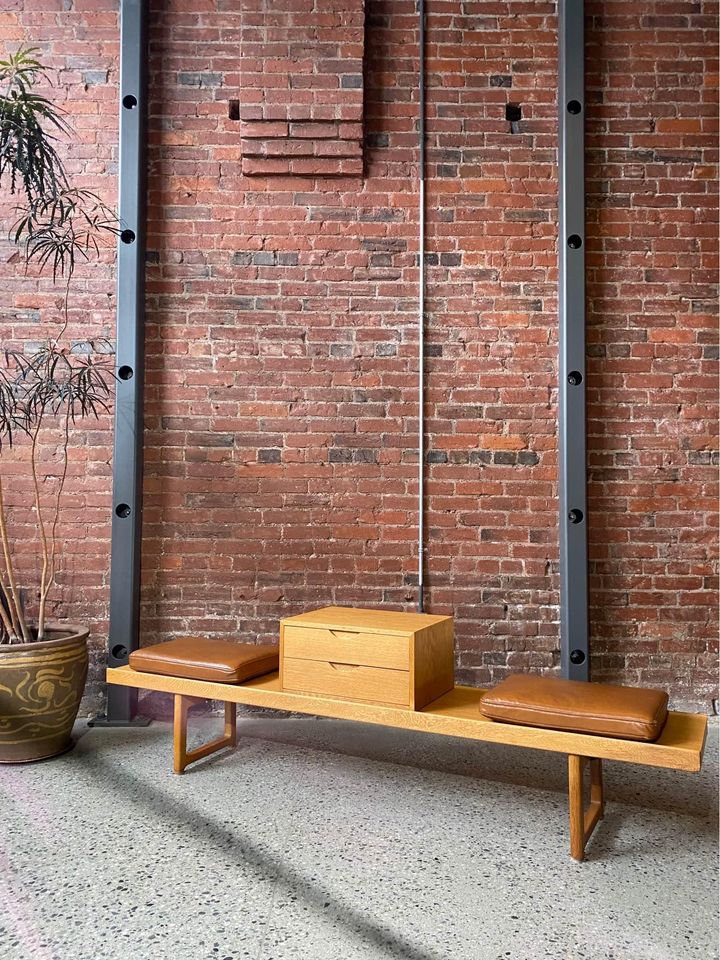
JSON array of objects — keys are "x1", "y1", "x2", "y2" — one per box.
[{"x1": 0, "y1": 46, "x2": 118, "y2": 643}]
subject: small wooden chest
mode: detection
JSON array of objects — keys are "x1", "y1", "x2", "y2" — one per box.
[{"x1": 279, "y1": 606, "x2": 454, "y2": 710}]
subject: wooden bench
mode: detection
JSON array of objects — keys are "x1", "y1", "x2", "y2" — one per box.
[{"x1": 106, "y1": 664, "x2": 708, "y2": 861}]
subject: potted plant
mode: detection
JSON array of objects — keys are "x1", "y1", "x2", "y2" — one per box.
[{"x1": 0, "y1": 47, "x2": 117, "y2": 761}]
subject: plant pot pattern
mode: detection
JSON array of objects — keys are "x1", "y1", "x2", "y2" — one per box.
[{"x1": 0, "y1": 626, "x2": 89, "y2": 762}]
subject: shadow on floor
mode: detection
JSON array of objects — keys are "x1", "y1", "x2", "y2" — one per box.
[
  {"x1": 216, "y1": 716, "x2": 719, "y2": 818},
  {"x1": 77, "y1": 712, "x2": 719, "y2": 822},
  {"x1": 76, "y1": 750, "x2": 449, "y2": 960}
]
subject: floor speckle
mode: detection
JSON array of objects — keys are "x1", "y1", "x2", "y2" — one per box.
[{"x1": 1, "y1": 716, "x2": 717, "y2": 960}]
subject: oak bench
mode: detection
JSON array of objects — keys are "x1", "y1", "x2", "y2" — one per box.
[{"x1": 106, "y1": 663, "x2": 707, "y2": 861}]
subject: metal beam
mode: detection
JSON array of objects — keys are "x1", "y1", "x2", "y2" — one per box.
[
  {"x1": 558, "y1": 0, "x2": 589, "y2": 680},
  {"x1": 417, "y1": 0, "x2": 426, "y2": 612},
  {"x1": 92, "y1": 0, "x2": 149, "y2": 724}
]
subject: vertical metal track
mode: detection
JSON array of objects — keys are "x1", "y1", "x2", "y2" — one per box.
[
  {"x1": 417, "y1": 0, "x2": 426, "y2": 613},
  {"x1": 558, "y1": 0, "x2": 589, "y2": 680},
  {"x1": 93, "y1": 0, "x2": 149, "y2": 724}
]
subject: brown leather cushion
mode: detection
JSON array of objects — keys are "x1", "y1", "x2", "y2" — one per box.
[
  {"x1": 478, "y1": 674, "x2": 669, "y2": 742},
  {"x1": 129, "y1": 638, "x2": 279, "y2": 684}
]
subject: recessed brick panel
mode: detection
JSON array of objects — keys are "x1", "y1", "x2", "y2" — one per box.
[{"x1": 237, "y1": 0, "x2": 365, "y2": 177}]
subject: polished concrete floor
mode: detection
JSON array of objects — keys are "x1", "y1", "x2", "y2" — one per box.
[{"x1": 1, "y1": 714, "x2": 717, "y2": 960}]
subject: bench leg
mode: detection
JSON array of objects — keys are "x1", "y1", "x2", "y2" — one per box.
[
  {"x1": 173, "y1": 695, "x2": 237, "y2": 774},
  {"x1": 568, "y1": 755, "x2": 604, "y2": 861}
]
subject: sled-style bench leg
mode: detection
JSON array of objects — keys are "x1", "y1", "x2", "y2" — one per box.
[
  {"x1": 173, "y1": 694, "x2": 237, "y2": 774},
  {"x1": 568, "y1": 755, "x2": 604, "y2": 860}
]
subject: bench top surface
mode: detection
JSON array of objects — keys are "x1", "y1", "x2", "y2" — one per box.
[{"x1": 107, "y1": 665, "x2": 707, "y2": 773}]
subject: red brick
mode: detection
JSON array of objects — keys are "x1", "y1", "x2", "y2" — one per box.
[
  {"x1": 1, "y1": 0, "x2": 716, "y2": 713},
  {"x1": 238, "y1": 120, "x2": 289, "y2": 138}
]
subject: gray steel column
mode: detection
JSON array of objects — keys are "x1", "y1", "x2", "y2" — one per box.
[
  {"x1": 417, "y1": 0, "x2": 426, "y2": 613},
  {"x1": 93, "y1": 0, "x2": 149, "y2": 724},
  {"x1": 558, "y1": 0, "x2": 589, "y2": 680}
]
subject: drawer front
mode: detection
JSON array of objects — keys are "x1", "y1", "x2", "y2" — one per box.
[
  {"x1": 282, "y1": 625, "x2": 409, "y2": 670},
  {"x1": 282, "y1": 658, "x2": 410, "y2": 707}
]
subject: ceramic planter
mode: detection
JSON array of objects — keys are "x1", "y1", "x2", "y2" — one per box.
[{"x1": 0, "y1": 623, "x2": 89, "y2": 763}]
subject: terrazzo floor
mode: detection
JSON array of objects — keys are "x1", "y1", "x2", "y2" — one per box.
[{"x1": 1, "y1": 713, "x2": 717, "y2": 960}]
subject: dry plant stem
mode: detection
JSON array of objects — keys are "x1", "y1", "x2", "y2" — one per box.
[
  {"x1": 36, "y1": 283, "x2": 74, "y2": 637},
  {"x1": 0, "y1": 480, "x2": 24, "y2": 640},
  {"x1": 0, "y1": 567, "x2": 17, "y2": 640},
  {"x1": 30, "y1": 424, "x2": 50, "y2": 641},
  {"x1": 0, "y1": 527, "x2": 20, "y2": 639},
  {"x1": 0, "y1": 602, "x2": 15, "y2": 641},
  {"x1": 39, "y1": 284, "x2": 74, "y2": 633},
  {"x1": 39, "y1": 404, "x2": 71, "y2": 633},
  {"x1": 51, "y1": 275, "x2": 72, "y2": 348},
  {"x1": 0, "y1": 474, "x2": 29, "y2": 641}
]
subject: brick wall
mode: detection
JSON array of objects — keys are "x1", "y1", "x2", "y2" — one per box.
[
  {"x1": 1, "y1": 1, "x2": 717, "y2": 713},
  {"x1": 0, "y1": 2, "x2": 118, "y2": 701}
]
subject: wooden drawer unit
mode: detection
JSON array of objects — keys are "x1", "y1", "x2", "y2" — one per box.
[{"x1": 280, "y1": 606, "x2": 454, "y2": 710}]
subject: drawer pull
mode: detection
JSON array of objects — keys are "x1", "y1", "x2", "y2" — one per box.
[
  {"x1": 329, "y1": 629, "x2": 360, "y2": 639},
  {"x1": 329, "y1": 661, "x2": 360, "y2": 672}
]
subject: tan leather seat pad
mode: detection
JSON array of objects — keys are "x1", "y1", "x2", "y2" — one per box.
[
  {"x1": 129, "y1": 638, "x2": 279, "y2": 684},
  {"x1": 478, "y1": 674, "x2": 669, "y2": 742}
]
